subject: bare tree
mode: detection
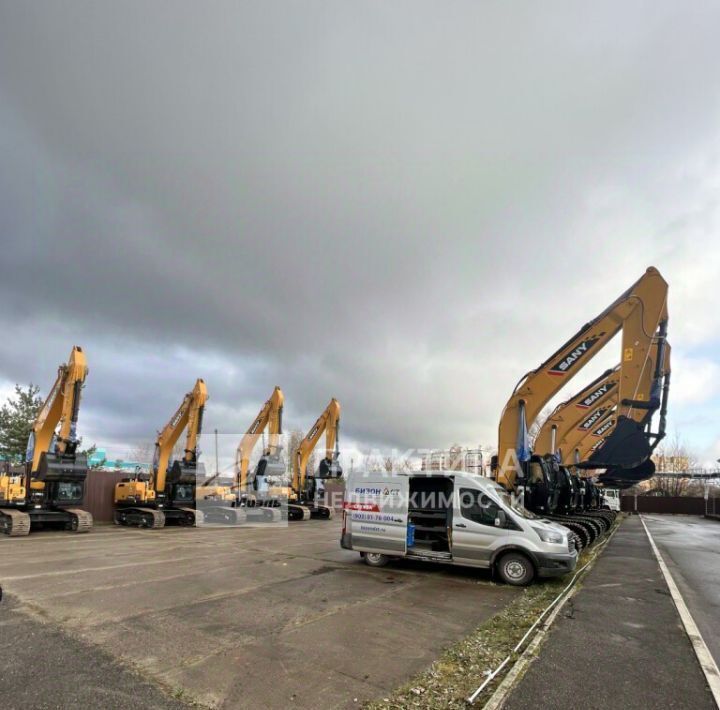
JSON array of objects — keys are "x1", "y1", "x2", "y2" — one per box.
[
  {"x1": 626, "y1": 431, "x2": 701, "y2": 497},
  {"x1": 286, "y1": 429, "x2": 315, "y2": 477},
  {"x1": 128, "y1": 441, "x2": 155, "y2": 466}
]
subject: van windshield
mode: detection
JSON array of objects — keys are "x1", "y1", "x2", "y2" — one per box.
[{"x1": 496, "y1": 490, "x2": 539, "y2": 519}]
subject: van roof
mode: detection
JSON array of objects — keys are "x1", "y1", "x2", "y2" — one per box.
[{"x1": 347, "y1": 469, "x2": 503, "y2": 492}]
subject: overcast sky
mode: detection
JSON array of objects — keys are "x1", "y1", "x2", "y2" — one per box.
[{"x1": 1, "y1": 2, "x2": 719, "y2": 469}]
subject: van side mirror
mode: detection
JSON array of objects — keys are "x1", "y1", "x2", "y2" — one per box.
[{"x1": 494, "y1": 510, "x2": 506, "y2": 528}]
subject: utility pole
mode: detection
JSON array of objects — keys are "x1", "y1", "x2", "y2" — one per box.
[{"x1": 214, "y1": 428, "x2": 219, "y2": 475}]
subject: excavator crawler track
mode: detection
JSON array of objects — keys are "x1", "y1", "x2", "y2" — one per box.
[
  {"x1": 201, "y1": 506, "x2": 247, "y2": 526},
  {"x1": 288, "y1": 504, "x2": 312, "y2": 521},
  {"x1": 114, "y1": 507, "x2": 166, "y2": 528},
  {"x1": 1, "y1": 509, "x2": 31, "y2": 537},
  {"x1": 177, "y1": 506, "x2": 203, "y2": 526},
  {"x1": 310, "y1": 505, "x2": 334, "y2": 520},
  {"x1": 547, "y1": 516, "x2": 589, "y2": 550},
  {"x1": 65, "y1": 508, "x2": 93, "y2": 533}
]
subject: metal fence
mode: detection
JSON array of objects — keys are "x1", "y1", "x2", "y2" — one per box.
[
  {"x1": 84, "y1": 470, "x2": 128, "y2": 522},
  {"x1": 620, "y1": 495, "x2": 707, "y2": 515}
]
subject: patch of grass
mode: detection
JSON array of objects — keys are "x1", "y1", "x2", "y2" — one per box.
[{"x1": 365, "y1": 517, "x2": 621, "y2": 709}]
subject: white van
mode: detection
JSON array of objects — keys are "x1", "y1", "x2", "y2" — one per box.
[{"x1": 341, "y1": 471, "x2": 578, "y2": 586}]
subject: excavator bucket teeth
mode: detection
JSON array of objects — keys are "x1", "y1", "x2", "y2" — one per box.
[{"x1": 577, "y1": 416, "x2": 651, "y2": 470}]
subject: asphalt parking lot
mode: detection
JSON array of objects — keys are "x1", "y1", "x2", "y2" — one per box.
[
  {"x1": 642, "y1": 514, "x2": 720, "y2": 669},
  {"x1": 504, "y1": 515, "x2": 717, "y2": 710},
  {"x1": 0, "y1": 520, "x2": 517, "y2": 709}
]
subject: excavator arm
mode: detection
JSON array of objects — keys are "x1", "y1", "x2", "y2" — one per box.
[
  {"x1": 495, "y1": 267, "x2": 668, "y2": 491},
  {"x1": 580, "y1": 343, "x2": 671, "y2": 486},
  {"x1": 292, "y1": 398, "x2": 341, "y2": 497},
  {"x1": 27, "y1": 345, "x2": 88, "y2": 475},
  {"x1": 234, "y1": 386, "x2": 284, "y2": 491},
  {"x1": 151, "y1": 379, "x2": 208, "y2": 494}
]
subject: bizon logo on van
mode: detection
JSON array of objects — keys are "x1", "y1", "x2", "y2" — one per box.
[
  {"x1": 576, "y1": 381, "x2": 617, "y2": 409},
  {"x1": 353, "y1": 487, "x2": 382, "y2": 496},
  {"x1": 382, "y1": 487, "x2": 401, "y2": 497},
  {"x1": 547, "y1": 333, "x2": 605, "y2": 376}
]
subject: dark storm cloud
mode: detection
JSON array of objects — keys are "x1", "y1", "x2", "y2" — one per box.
[{"x1": 1, "y1": 2, "x2": 720, "y2": 458}]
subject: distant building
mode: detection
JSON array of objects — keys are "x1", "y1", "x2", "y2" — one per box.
[
  {"x1": 88, "y1": 448, "x2": 149, "y2": 473},
  {"x1": 421, "y1": 447, "x2": 487, "y2": 475}
]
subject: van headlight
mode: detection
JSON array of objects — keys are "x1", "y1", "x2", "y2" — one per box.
[{"x1": 532, "y1": 526, "x2": 564, "y2": 544}]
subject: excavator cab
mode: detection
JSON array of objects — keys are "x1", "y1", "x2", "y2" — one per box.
[
  {"x1": 523, "y1": 457, "x2": 552, "y2": 514},
  {"x1": 317, "y1": 455, "x2": 343, "y2": 479},
  {"x1": 166, "y1": 457, "x2": 206, "y2": 505}
]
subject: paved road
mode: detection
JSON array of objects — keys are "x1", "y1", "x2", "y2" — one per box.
[
  {"x1": 642, "y1": 514, "x2": 720, "y2": 668},
  {"x1": 0, "y1": 520, "x2": 517, "y2": 708},
  {"x1": 505, "y1": 515, "x2": 716, "y2": 710},
  {"x1": 0, "y1": 594, "x2": 189, "y2": 710}
]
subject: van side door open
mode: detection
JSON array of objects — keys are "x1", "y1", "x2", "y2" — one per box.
[{"x1": 451, "y1": 487, "x2": 508, "y2": 567}]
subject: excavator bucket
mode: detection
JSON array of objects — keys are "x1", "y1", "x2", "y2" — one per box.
[
  {"x1": 598, "y1": 459, "x2": 656, "y2": 487},
  {"x1": 577, "y1": 416, "x2": 651, "y2": 470},
  {"x1": 317, "y1": 457, "x2": 343, "y2": 479},
  {"x1": 35, "y1": 452, "x2": 89, "y2": 482},
  {"x1": 167, "y1": 460, "x2": 206, "y2": 485}
]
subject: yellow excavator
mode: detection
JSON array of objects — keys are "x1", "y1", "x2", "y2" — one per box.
[
  {"x1": 233, "y1": 386, "x2": 285, "y2": 522},
  {"x1": 492, "y1": 267, "x2": 669, "y2": 547},
  {"x1": 114, "y1": 378, "x2": 229, "y2": 527},
  {"x1": 271, "y1": 398, "x2": 342, "y2": 521},
  {"x1": 494, "y1": 267, "x2": 668, "y2": 489},
  {"x1": 1, "y1": 346, "x2": 93, "y2": 536}
]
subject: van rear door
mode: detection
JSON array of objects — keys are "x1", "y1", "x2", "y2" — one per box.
[{"x1": 345, "y1": 475, "x2": 409, "y2": 556}]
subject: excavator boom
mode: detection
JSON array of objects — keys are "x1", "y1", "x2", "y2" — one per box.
[
  {"x1": 495, "y1": 267, "x2": 668, "y2": 490},
  {"x1": 152, "y1": 378, "x2": 208, "y2": 494},
  {"x1": 28, "y1": 345, "x2": 88, "y2": 475},
  {"x1": 534, "y1": 365, "x2": 621, "y2": 458}
]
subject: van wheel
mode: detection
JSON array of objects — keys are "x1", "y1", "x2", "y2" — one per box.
[
  {"x1": 363, "y1": 552, "x2": 390, "y2": 568},
  {"x1": 497, "y1": 552, "x2": 535, "y2": 586}
]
